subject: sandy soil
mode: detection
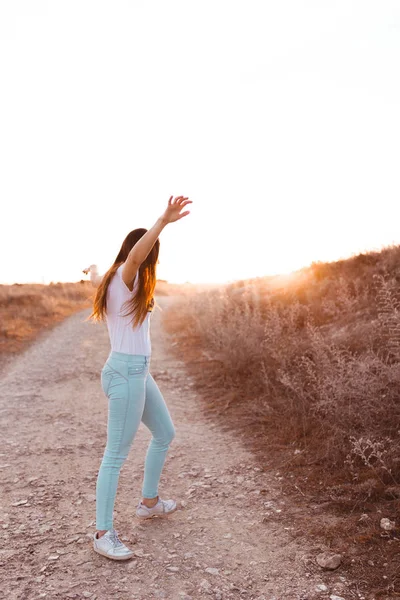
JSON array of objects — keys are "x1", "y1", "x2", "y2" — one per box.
[{"x1": 0, "y1": 297, "x2": 355, "y2": 600}]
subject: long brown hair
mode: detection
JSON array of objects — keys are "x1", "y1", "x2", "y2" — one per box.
[{"x1": 90, "y1": 229, "x2": 160, "y2": 328}]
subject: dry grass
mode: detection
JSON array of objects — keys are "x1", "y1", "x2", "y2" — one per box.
[
  {"x1": 0, "y1": 278, "x2": 196, "y2": 360},
  {"x1": 163, "y1": 244, "x2": 400, "y2": 598},
  {"x1": 156, "y1": 279, "x2": 216, "y2": 297},
  {"x1": 0, "y1": 281, "x2": 94, "y2": 358}
]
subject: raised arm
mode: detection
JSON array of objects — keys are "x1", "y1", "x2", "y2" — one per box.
[
  {"x1": 122, "y1": 195, "x2": 192, "y2": 289},
  {"x1": 82, "y1": 264, "x2": 103, "y2": 288}
]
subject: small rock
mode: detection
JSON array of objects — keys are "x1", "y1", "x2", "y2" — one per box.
[
  {"x1": 316, "y1": 552, "x2": 342, "y2": 570},
  {"x1": 66, "y1": 536, "x2": 80, "y2": 545},
  {"x1": 133, "y1": 548, "x2": 150, "y2": 557},
  {"x1": 380, "y1": 517, "x2": 395, "y2": 531},
  {"x1": 166, "y1": 566, "x2": 179, "y2": 572},
  {"x1": 39, "y1": 524, "x2": 52, "y2": 534},
  {"x1": 84, "y1": 494, "x2": 96, "y2": 502},
  {"x1": 205, "y1": 568, "x2": 219, "y2": 575},
  {"x1": 11, "y1": 499, "x2": 28, "y2": 506},
  {"x1": 330, "y1": 596, "x2": 345, "y2": 600},
  {"x1": 315, "y1": 584, "x2": 329, "y2": 592},
  {"x1": 200, "y1": 580, "x2": 212, "y2": 591},
  {"x1": 48, "y1": 554, "x2": 59, "y2": 561}
]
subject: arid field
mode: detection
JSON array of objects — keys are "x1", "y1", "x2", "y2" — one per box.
[
  {"x1": 164, "y1": 244, "x2": 400, "y2": 596},
  {"x1": 0, "y1": 281, "x2": 93, "y2": 358},
  {"x1": 1, "y1": 248, "x2": 399, "y2": 596},
  {"x1": 0, "y1": 279, "x2": 200, "y2": 360}
]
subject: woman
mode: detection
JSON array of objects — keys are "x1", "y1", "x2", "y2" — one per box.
[{"x1": 84, "y1": 195, "x2": 192, "y2": 560}]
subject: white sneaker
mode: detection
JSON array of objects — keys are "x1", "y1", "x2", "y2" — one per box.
[
  {"x1": 93, "y1": 528, "x2": 134, "y2": 560},
  {"x1": 136, "y1": 497, "x2": 177, "y2": 519}
]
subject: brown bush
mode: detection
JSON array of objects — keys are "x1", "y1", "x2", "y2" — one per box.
[
  {"x1": 164, "y1": 244, "x2": 400, "y2": 493},
  {"x1": 0, "y1": 278, "x2": 199, "y2": 358},
  {"x1": 0, "y1": 281, "x2": 93, "y2": 356},
  {"x1": 164, "y1": 245, "x2": 400, "y2": 595}
]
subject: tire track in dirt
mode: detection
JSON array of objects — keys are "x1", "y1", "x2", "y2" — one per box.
[{"x1": 0, "y1": 297, "x2": 352, "y2": 600}]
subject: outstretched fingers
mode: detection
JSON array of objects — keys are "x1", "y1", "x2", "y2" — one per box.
[
  {"x1": 171, "y1": 195, "x2": 189, "y2": 205},
  {"x1": 180, "y1": 199, "x2": 192, "y2": 208},
  {"x1": 166, "y1": 195, "x2": 192, "y2": 222},
  {"x1": 177, "y1": 210, "x2": 191, "y2": 220}
]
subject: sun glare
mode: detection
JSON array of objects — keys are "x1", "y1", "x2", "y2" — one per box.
[{"x1": 1, "y1": 2, "x2": 400, "y2": 285}]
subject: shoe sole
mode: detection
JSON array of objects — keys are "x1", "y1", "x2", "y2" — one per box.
[
  {"x1": 136, "y1": 504, "x2": 178, "y2": 520},
  {"x1": 93, "y1": 543, "x2": 134, "y2": 561}
]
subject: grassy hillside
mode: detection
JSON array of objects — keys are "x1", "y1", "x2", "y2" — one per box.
[
  {"x1": 164, "y1": 244, "x2": 400, "y2": 596},
  {"x1": 0, "y1": 281, "x2": 93, "y2": 357},
  {"x1": 165, "y1": 244, "x2": 400, "y2": 491}
]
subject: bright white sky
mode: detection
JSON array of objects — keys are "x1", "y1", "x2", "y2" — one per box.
[{"x1": 1, "y1": 1, "x2": 400, "y2": 284}]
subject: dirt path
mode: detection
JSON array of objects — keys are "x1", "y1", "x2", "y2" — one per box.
[{"x1": 0, "y1": 298, "x2": 353, "y2": 600}]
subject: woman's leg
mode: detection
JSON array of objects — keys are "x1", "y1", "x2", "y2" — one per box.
[
  {"x1": 140, "y1": 373, "x2": 176, "y2": 502},
  {"x1": 95, "y1": 370, "x2": 146, "y2": 532}
]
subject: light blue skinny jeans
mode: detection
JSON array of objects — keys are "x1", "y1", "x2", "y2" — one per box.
[{"x1": 95, "y1": 351, "x2": 175, "y2": 531}]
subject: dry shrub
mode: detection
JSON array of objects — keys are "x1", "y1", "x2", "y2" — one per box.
[
  {"x1": 165, "y1": 244, "x2": 400, "y2": 492},
  {"x1": 0, "y1": 281, "x2": 93, "y2": 356},
  {"x1": 0, "y1": 278, "x2": 198, "y2": 358},
  {"x1": 165, "y1": 246, "x2": 400, "y2": 595}
]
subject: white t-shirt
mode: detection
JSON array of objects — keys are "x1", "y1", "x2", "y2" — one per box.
[{"x1": 105, "y1": 264, "x2": 152, "y2": 356}]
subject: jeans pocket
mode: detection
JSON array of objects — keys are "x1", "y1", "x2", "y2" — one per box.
[{"x1": 128, "y1": 363, "x2": 146, "y2": 377}]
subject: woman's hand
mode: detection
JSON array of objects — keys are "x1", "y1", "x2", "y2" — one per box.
[
  {"x1": 83, "y1": 265, "x2": 102, "y2": 287},
  {"x1": 161, "y1": 196, "x2": 192, "y2": 224},
  {"x1": 121, "y1": 196, "x2": 192, "y2": 289},
  {"x1": 82, "y1": 264, "x2": 97, "y2": 275}
]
